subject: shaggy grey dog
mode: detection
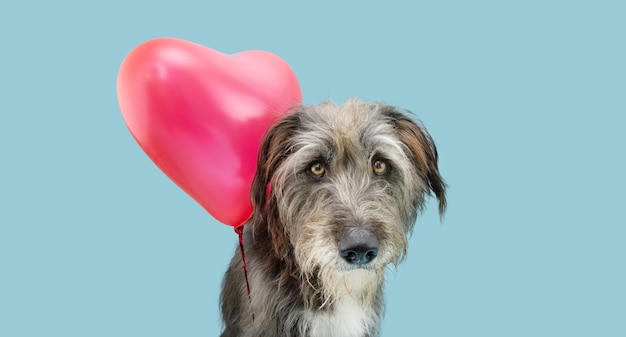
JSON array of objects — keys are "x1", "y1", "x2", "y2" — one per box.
[{"x1": 220, "y1": 99, "x2": 446, "y2": 337}]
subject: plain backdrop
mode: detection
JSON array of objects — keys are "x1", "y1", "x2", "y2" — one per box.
[{"x1": 1, "y1": 1, "x2": 624, "y2": 336}]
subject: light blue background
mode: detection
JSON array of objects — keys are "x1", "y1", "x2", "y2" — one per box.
[{"x1": 1, "y1": 1, "x2": 624, "y2": 336}]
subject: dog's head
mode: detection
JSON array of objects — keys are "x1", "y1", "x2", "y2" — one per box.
[{"x1": 248, "y1": 99, "x2": 446, "y2": 303}]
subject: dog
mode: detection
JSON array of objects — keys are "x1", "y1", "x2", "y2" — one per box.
[{"x1": 220, "y1": 99, "x2": 446, "y2": 337}]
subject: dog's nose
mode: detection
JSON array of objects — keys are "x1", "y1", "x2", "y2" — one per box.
[{"x1": 339, "y1": 229, "x2": 380, "y2": 266}]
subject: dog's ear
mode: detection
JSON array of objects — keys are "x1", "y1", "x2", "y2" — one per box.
[
  {"x1": 385, "y1": 108, "x2": 447, "y2": 217},
  {"x1": 249, "y1": 113, "x2": 299, "y2": 218},
  {"x1": 248, "y1": 111, "x2": 301, "y2": 261}
]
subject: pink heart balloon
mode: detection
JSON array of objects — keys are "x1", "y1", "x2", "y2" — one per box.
[{"x1": 117, "y1": 38, "x2": 302, "y2": 227}]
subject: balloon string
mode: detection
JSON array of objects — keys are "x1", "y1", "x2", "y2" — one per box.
[{"x1": 234, "y1": 225, "x2": 255, "y2": 321}]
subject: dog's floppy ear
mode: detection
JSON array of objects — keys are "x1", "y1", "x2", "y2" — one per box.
[
  {"x1": 249, "y1": 112, "x2": 299, "y2": 217},
  {"x1": 385, "y1": 107, "x2": 447, "y2": 217},
  {"x1": 248, "y1": 111, "x2": 300, "y2": 261}
]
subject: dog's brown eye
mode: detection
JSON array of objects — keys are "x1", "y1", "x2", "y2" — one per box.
[
  {"x1": 372, "y1": 159, "x2": 388, "y2": 175},
  {"x1": 310, "y1": 162, "x2": 326, "y2": 177}
]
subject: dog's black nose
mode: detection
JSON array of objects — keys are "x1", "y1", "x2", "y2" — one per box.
[{"x1": 339, "y1": 229, "x2": 380, "y2": 266}]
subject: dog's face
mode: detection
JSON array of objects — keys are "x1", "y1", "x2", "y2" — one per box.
[{"x1": 249, "y1": 99, "x2": 446, "y2": 305}]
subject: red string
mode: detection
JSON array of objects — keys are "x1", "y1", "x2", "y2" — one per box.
[{"x1": 234, "y1": 225, "x2": 254, "y2": 321}]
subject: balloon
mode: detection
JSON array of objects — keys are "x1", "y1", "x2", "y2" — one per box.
[{"x1": 117, "y1": 38, "x2": 302, "y2": 227}]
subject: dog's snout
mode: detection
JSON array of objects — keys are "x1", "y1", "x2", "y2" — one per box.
[{"x1": 339, "y1": 229, "x2": 380, "y2": 266}]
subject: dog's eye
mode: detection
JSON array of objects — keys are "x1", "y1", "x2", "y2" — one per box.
[
  {"x1": 372, "y1": 159, "x2": 388, "y2": 176},
  {"x1": 310, "y1": 162, "x2": 326, "y2": 177}
]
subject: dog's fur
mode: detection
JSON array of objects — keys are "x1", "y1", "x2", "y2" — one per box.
[{"x1": 220, "y1": 99, "x2": 446, "y2": 337}]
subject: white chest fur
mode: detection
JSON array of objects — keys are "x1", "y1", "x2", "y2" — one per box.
[{"x1": 304, "y1": 295, "x2": 378, "y2": 337}]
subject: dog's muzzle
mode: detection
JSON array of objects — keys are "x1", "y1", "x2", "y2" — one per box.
[{"x1": 338, "y1": 228, "x2": 380, "y2": 267}]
